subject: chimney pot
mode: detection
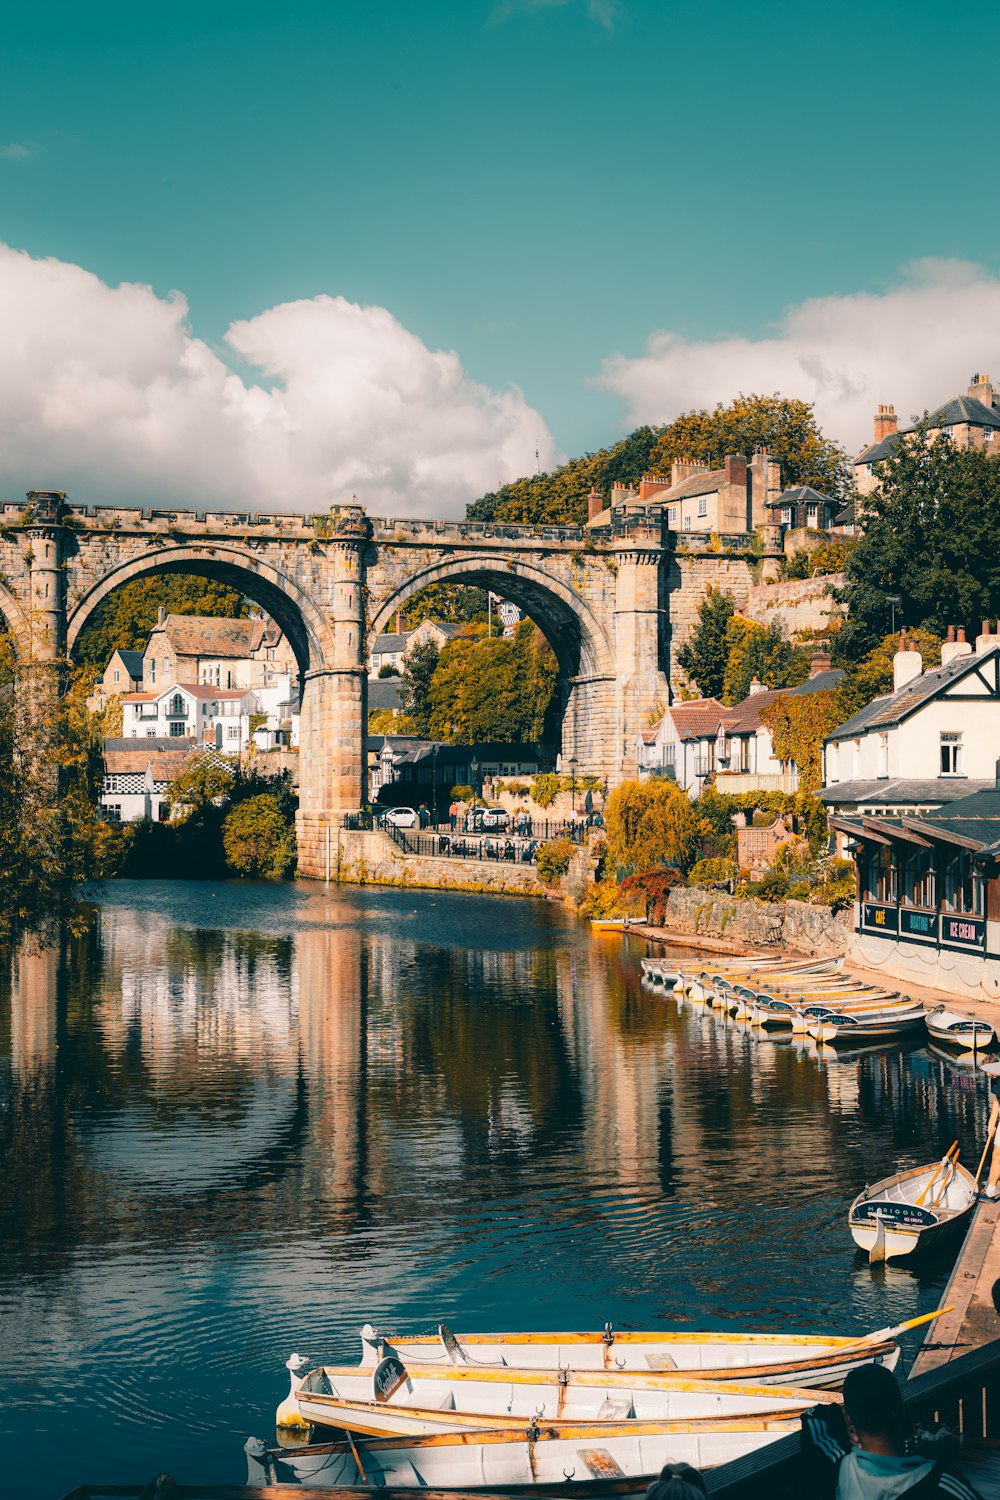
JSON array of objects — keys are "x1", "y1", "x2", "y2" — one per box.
[
  {"x1": 587, "y1": 486, "x2": 604, "y2": 521},
  {"x1": 946, "y1": 625, "x2": 956, "y2": 642},
  {"x1": 157, "y1": 605, "x2": 165, "y2": 625},
  {"x1": 957, "y1": 627, "x2": 967, "y2": 642},
  {"x1": 874, "y1": 404, "x2": 899, "y2": 443}
]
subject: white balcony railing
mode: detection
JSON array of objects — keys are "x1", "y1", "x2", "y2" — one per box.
[{"x1": 714, "y1": 771, "x2": 799, "y2": 794}]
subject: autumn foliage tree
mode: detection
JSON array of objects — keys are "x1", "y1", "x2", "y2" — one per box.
[
  {"x1": 604, "y1": 778, "x2": 701, "y2": 877},
  {"x1": 74, "y1": 573, "x2": 251, "y2": 673},
  {"x1": 646, "y1": 394, "x2": 849, "y2": 496},
  {"x1": 427, "y1": 620, "x2": 558, "y2": 744},
  {"x1": 720, "y1": 617, "x2": 808, "y2": 705},
  {"x1": 758, "y1": 691, "x2": 844, "y2": 793},
  {"x1": 676, "y1": 587, "x2": 735, "y2": 700}
]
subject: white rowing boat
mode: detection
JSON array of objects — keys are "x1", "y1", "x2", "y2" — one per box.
[
  {"x1": 354, "y1": 1319, "x2": 909, "y2": 1385},
  {"x1": 246, "y1": 1414, "x2": 802, "y2": 1492},
  {"x1": 748, "y1": 992, "x2": 903, "y2": 1032},
  {"x1": 808, "y1": 1004, "x2": 928, "y2": 1044},
  {"x1": 284, "y1": 1354, "x2": 838, "y2": 1437},
  {"x1": 849, "y1": 1155, "x2": 977, "y2": 1262},
  {"x1": 686, "y1": 959, "x2": 839, "y2": 1002},
  {"x1": 925, "y1": 1005, "x2": 996, "y2": 1052}
]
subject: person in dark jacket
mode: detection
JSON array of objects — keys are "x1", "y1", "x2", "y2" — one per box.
[{"x1": 801, "y1": 1363, "x2": 981, "y2": 1498}]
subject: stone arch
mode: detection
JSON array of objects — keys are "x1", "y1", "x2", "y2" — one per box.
[
  {"x1": 368, "y1": 551, "x2": 616, "y2": 776},
  {"x1": 368, "y1": 552, "x2": 614, "y2": 682},
  {"x1": 65, "y1": 543, "x2": 336, "y2": 676},
  {"x1": 0, "y1": 581, "x2": 30, "y2": 661}
]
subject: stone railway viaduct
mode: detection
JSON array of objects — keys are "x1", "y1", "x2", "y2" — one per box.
[{"x1": 0, "y1": 490, "x2": 782, "y2": 877}]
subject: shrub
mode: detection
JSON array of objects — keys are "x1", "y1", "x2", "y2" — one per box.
[
  {"x1": 687, "y1": 855, "x2": 737, "y2": 887},
  {"x1": 222, "y1": 794, "x2": 296, "y2": 878},
  {"x1": 605, "y1": 778, "x2": 701, "y2": 876},
  {"x1": 617, "y1": 867, "x2": 686, "y2": 924},
  {"x1": 531, "y1": 772, "x2": 562, "y2": 808},
  {"x1": 451, "y1": 784, "x2": 474, "y2": 802},
  {"x1": 377, "y1": 664, "x2": 399, "y2": 678},
  {"x1": 536, "y1": 836, "x2": 574, "y2": 885},
  {"x1": 505, "y1": 781, "x2": 530, "y2": 798}
]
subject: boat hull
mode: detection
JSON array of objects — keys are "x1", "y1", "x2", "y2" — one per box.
[
  {"x1": 247, "y1": 1417, "x2": 803, "y2": 1491},
  {"x1": 849, "y1": 1161, "x2": 977, "y2": 1262}
]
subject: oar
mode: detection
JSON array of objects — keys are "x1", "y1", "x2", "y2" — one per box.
[
  {"x1": 855, "y1": 1306, "x2": 955, "y2": 1348},
  {"x1": 973, "y1": 1118, "x2": 999, "y2": 1191},
  {"x1": 916, "y1": 1143, "x2": 959, "y2": 1206}
]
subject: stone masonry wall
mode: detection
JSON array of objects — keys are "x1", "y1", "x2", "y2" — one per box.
[
  {"x1": 658, "y1": 887, "x2": 851, "y2": 956},
  {"x1": 335, "y1": 828, "x2": 546, "y2": 897},
  {"x1": 745, "y1": 575, "x2": 846, "y2": 640}
]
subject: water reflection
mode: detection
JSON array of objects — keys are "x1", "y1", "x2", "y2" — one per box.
[{"x1": 0, "y1": 884, "x2": 992, "y2": 1498}]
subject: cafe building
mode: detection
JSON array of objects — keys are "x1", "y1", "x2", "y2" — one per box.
[{"x1": 830, "y1": 772, "x2": 1000, "y2": 1001}]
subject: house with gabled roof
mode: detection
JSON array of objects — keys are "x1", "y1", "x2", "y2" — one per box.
[
  {"x1": 141, "y1": 609, "x2": 294, "y2": 693},
  {"x1": 637, "y1": 653, "x2": 844, "y2": 797},
  {"x1": 821, "y1": 627, "x2": 1000, "y2": 851},
  {"x1": 854, "y1": 373, "x2": 1000, "y2": 496},
  {"x1": 764, "y1": 484, "x2": 841, "y2": 533},
  {"x1": 100, "y1": 737, "x2": 197, "y2": 823}
]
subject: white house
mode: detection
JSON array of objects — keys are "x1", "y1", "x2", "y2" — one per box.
[
  {"x1": 122, "y1": 683, "x2": 262, "y2": 750},
  {"x1": 821, "y1": 625, "x2": 1000, "y2": 848},
  {"x1": 100, "y1": 738, "x2": 196, "y2": 823},
  {"x1": 369, "y1": 618, "x2": 461, "y2": 676},
  {"x1": 638, "y1": 654, "x2": 843, "y2": 797}
]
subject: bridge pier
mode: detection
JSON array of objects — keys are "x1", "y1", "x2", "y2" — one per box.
[{"x1": 611, "y1": 520, "x2": 670, "y2": 781}]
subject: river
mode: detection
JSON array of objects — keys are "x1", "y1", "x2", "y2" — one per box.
[{"x1": 0, "y1": 881, "x2": 987, "y2": 1498}]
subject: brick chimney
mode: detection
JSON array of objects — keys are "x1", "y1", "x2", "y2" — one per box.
[
  {"x1": 976, "y1": 620, "x2": 1000, "y2": 654},
  {"x1": 893, "y1": 631, "x2": 923, "y2": 692},
  {"x1": 968, "y1": 372, "x2": 996, "y2": 408},
  {"x1": 638, "y1": 473, "x2": 671, "y2": 501},
  {"x1": 610, "y1": 482, "x2": 636, "y2": 507},
  {"x1": 587, "y1": 486, "x2": 605, "y2": 521},
  {"x1": 941, "y1": 624, "x2": 973, "y2": 665},
  {"x1": 670, "y1": 457, "x2": 706, "y2": 486},
  {"x1": 808, "y1": 648, "x2": 831, "y2": 678},
  {"x1": 395, "y1": 609, "x2": 405, "y2": 633},
  {"x1": 157, "y1": 606, "x2": 166, "y2": 625},
  {"x1": 723, "y1": 454, "x2": 747, "y2": 486},
  {"x1": 873, "y1": 404, "x2": 898, "y2": 443}
]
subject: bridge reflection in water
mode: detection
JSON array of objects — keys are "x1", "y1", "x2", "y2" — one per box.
[{"x1": 0, "y1": 879, "x2": 990, "y2": 1498}]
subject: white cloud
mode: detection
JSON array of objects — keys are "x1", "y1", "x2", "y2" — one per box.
[
  {"x1": 491, "y1": 0, "x2": 622, "y2": 28},
  {"x1": 0, "y1": 143, "x2": 34, "y2": 161},
  {"x1": 0, "y1": 244, "x2": 554, "y2": 517},
  {"x1": 596, "y1": 259, "x2": 1000, "y2": 454}
]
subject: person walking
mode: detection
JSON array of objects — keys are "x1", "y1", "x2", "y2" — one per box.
[{"x1": 981, "y1": 1060, "x2": 1000, "y2": 1198}]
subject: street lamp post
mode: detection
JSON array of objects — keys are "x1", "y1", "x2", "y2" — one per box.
[
  {"x1": 470, "y1": 757, "x2": 480, "y2": 808},
  {"x1": 569, "y1": 755, "x2": 578, "y2": 816},
  {"x1": 431, "y1": 743, "x2": 439, "y2": 827}
]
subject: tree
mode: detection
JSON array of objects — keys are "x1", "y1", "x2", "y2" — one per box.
[
  {"x1": 604, "y1": 778, "x2": 701, "y2": 876},
  {"x1": 720, "y1": 616, "x2": 807, "y2": 705},
  {"x1": 166, "y1": 754, "x2": 236, "y2": 820},
  {"x1": 646, "y1": 394, "x2": 850, "y2": 496},
  {"x1": 836, "y1": 428, "x2": 1000, "y2": 664},
  {"x1": 402, "y1": 582, "x2": 488, "y2": 626},
  {"x1": 74, "y1": 573, "x2": 251, "y2": 673},
  {"x1": 400, "y1": 640, "x2": 440, "y2": 736},
  {"x1": 223, "y1": 794, "x2": 296, "y2": 878},
  {"x1": 676, "y1": 588, "x2": 736, "y2": 699},
  {"x1": 466, "y1": 427, "x2": 661, "y2": 526},
  {"x1": 427, "y1": 621, "x2": 558, "y2": 744}
]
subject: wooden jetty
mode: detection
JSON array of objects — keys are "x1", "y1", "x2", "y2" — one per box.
[{"x1": 911, "y1": 1198, "x2": 1000, "y2": 1379}]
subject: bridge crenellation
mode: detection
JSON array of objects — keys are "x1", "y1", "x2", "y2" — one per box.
[{"x1": 0, "y1": 487, "x2": 776, "y2": 876}]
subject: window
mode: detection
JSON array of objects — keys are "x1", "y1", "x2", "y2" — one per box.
[
  {"x1": 146, "y1": 729, "x2": 156, "y2": 738},
  {"x1": 942, "y1": 850, "x2": 982, "y2": 915},
  {"x1": 105, "y1": 804, "x2": 122, "y2": 824},
  {"x1": 878, "y1": 733, "x2": 889, "y2": 779},
  {"x1": 902, "y1": 849, "x2": 935, "y2": 909},
  {"x1": 683, "y1": 515, "x2": 692, "y2": 531},
  {"x1": 865, "y1": 845, "x2": 896, "y2": 903},
  {"x1": 113, "y1": 668, "x2": 120, "y2": 684},
  {"x1": 739, "y1": 737, "x2": 750, "y2": 773},
  {"x1": 668, "y1": 506, "x2": 678, "y2": 525},
  {"x1": 940, "y1": 732, "x2": 962, "y2": 775},
  {"x1": 697, "y1": 496, "x2": 708, "y2": 517},
  {"x1": 169, "y1": 722, "x2": 185, "y2": 738},
  {"x1": 150, "y1": 658, "x2": 156, "y2": 685},
  {"x1": 781, "y1": 506, "x2": 792, "y2": 524},
  {"x1": 806, "y1": 506, "x2": 818, "y2": 526},
  {"x1": 227, "y1": 726, "x2": 240, "y2": 741},
  {"x1": 226, "y1": 670, "x2": 234, "y2": 689},
  {"x1": 169, "y1": 693, "x2": 185, "y2": 716}
]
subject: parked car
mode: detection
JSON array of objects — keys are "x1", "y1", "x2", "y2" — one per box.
[
  {"x1": 385, "y1": 806, "x2": 419, "y2": 829},
  {"x1": 468, "y1": 806, "x2": 509, "y2": 830}
]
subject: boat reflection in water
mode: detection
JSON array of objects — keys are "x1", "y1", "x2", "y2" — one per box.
[{"x1": 0, "y1": 881, "x2": 991, "y2": 1499}]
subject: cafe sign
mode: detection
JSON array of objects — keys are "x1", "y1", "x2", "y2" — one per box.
[
  {"x1": 861, "y1": 902, "x2": 898, "y2": 934},
  {"x1": 941, "y1": 913, "x2": 986, "y2": 951}
]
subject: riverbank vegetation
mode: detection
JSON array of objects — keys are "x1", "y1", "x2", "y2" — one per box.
[
  {"x1": 104, "y1": 763, "x2": 297, "y2": 880},
  {"x1": 577, "y1": 777, "x2": 853, "y2": 920}
]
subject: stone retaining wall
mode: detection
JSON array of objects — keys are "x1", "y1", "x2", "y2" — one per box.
[
  {"x1": 658, "y1": 887, "x2": 850, "y2": 956},
  {"x1": 335, "y1": 827, "x2": 546, "y2": 897}
]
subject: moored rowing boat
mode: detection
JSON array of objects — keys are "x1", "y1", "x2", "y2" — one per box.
[
  {"x1": 849, "y1": 1155, "x2": 977, "y2": 1262},
  {"x1": 925, "y1": 1004, "x2": 996, "y2": 1052},
  {"x1": 355, "y1": 1319, "x2": 908, "y2": 1384}
]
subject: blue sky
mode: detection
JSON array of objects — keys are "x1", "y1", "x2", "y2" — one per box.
[{"x1": 1, "y1": 0, "x2": 998, "y2": 514}]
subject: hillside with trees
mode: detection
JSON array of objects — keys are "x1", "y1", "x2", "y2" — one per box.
[{"x1": 466, "y1": 394, "x2": 849, "y2": 527}]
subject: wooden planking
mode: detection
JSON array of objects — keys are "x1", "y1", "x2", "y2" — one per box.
[{"x1": 912, "y1": 1200, "x2": 1000, "y2": 1377}]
